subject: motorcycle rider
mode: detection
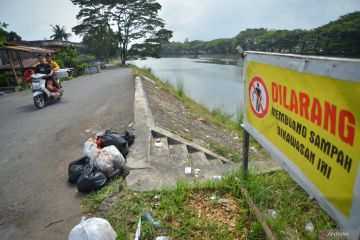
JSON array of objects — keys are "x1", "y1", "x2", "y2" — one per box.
[{"x1": 35, "y1": 54, "x2": 60, "y2": 96}]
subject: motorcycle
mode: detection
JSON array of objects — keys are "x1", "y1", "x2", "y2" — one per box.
[{"x1": 31, "y1": 73, "x2": 63, "y2": 109}]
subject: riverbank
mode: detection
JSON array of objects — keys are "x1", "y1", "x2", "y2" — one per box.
[{"x1": 80, "y1": 66, "x2": 337, "y2": 239}]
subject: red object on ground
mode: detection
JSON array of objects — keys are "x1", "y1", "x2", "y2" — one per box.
[
  {"x1": 23, "y1": 69, "x2": 35, "y2": 83},
  {"x1": 96, "y1": 137, "x2": 102, "y2": 148}
]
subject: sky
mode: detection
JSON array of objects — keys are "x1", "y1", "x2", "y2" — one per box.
[{"x1": 0, "y1": 0, "x2": 359, "y2": 43}]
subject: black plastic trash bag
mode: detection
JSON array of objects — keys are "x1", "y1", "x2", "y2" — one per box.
[
  {"x1": 119, "y1": 130, "x2": 135, "y2": 146},
  {"x1": 77, "y1": 166, "x2": 107, "y2": 193},
  {"x1": 99, "y1": 130, "x2": 129, "y2": 156},
  {"x1": 68, "y1": 156, "x2": 89, "y2": 184}
]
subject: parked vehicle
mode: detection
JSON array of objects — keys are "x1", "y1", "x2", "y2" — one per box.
[{"x1": 31, "y1": 73, "x2": 63, "y2": 109}]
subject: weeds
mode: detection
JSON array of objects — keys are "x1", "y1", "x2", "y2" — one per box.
[{"x1": 176, "y1": 80, "x2": 185, "y2": 97}]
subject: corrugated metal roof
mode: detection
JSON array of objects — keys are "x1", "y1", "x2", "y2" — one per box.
[
  {"x1": 0, "y1": 44, "x2": 55, "y2": 53},
  {"x1": 0, "y1": 57, "x2": 38, "y2": 70}
]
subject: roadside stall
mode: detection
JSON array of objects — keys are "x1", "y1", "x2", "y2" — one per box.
[{"x1": 0, "y1": 43, "x2": 55, "y2": 91}]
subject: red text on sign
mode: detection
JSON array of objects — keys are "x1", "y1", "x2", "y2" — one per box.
[{"x1": 272, "y1": 82, "x2": 355, "y2": 146}]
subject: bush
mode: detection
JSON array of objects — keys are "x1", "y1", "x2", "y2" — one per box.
[
  {"x1": 0, "y1": 73, "x2": 8, "y2": 86},
  {"x1": 55, "y1": 46, "x2": 95, "y2": 76}
]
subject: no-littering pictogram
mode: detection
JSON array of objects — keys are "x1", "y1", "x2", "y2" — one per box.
[{"x1": 249, "y1": 76, "x2": 269, "y2": 118}]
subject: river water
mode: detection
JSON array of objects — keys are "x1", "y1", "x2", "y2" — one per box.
[{"x1": 129, "y1": 57, "x2": 244, "y2": 117}]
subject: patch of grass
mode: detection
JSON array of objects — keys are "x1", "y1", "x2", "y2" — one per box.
[
  {"x1": 209, "y1": 142, "x2": 242, "y2": 162},
  {"x1": 223, "y1": 169, "x2": 337, "y2": 239},
  {"x1": 81, "y1": 168, "x2": 337, "y2": 240},
  {"x1": 235, "y1": 106, "x2": 243, "y2": 131},
  {"x1": 81, "y1": 178, "x2": 124, "y2": 213},
  {"x1": 84, "y1": 177, "x2": 263, "y2": 240},
  {"x1": 211, "y1": 106, "x2": 233, "y2": 124},
  {"x1": 176, "y1": 79, "x2": 185, "y2": 97}
]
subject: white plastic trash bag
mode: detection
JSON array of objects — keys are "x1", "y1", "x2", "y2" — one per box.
[
  {"x1": 83, "y1": 138, "x2": 99, "y2": 159},
  {"x1": 90, "y1": 145, "x2": 125, "y2": 178},
  {"x1": 69, "y1": 217, "x2": 117, "y2": 240}
]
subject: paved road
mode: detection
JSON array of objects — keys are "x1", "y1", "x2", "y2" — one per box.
[{"x1": 0, "y1": 68, "x2": 134, "y2": 240}]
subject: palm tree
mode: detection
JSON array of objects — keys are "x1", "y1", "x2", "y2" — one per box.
[{"x1": 50, "y1": 25, "x2": 72, "y2": 41}]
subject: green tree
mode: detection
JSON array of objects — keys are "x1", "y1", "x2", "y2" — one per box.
[
  {"x1": 82, "y1": 28, "x2": 118, "y2": 62},
  {"x1": 71, "y1": 1, "x2": 116, "y2": 62},
  {"x1": 50, "y1": 25, "x2": 72, "y2": 41},
  {"x1": 72, "y1": 0, "x2": 172, "y2": 64},
  {"x1": 129, "y1": 28, "x2": 173, "y2": 59},
  {"x1": 0, "y1": 22, "x2": 9, "y2": 46},
  {"x1": 55, "y1": 46, "x2": 95, "y2": 75},
  {"x1": 0, "y1": 22, "x2": 22, "y2": 45}
]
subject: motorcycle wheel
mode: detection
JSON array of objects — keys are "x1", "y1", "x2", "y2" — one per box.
[{"x1": 34, "y1": 94, "x2": 45, "y2": 109}]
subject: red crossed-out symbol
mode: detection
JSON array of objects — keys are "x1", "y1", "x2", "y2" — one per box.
[{"x1": 248, "y1": 76, "x2": 269, "y2": 118}]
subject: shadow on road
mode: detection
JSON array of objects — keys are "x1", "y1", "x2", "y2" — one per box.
[
  {"x1": 16, "y1": 104, "x2": 38, "y2": 113},
  {"x1": 16, "y1": 100, "x2": 67, "y2": 113}
]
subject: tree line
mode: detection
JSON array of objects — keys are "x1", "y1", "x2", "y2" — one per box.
[{"x1": 161, "y1": 11, "x2": 360, "y2": 58}]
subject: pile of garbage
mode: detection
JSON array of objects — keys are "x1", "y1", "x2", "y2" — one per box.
[{"x1": 68, "y1": 129, "x2": 135, "y2": 192}]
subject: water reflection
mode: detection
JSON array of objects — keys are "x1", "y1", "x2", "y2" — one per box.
[{"x1": 129, "y1": 57, "x2": 244, "y2": 116}]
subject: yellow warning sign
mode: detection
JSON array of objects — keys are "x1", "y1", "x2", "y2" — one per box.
[{"x1": 245, "y1": 60, "x2": 360, "y2": 218}]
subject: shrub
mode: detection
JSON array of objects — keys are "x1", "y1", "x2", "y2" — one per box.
[{"x1": 55, "y1": 46, "x2": 95, "y2": 76}]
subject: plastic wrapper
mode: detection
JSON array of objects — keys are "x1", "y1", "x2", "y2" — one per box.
[{"x1": 69, "y1": 217, "x2": 117, "y2": 240}]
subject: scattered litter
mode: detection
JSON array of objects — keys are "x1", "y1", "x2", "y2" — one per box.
[
  {"x1": 128, "y1": 122, "x2": 134, "y2": 127},
  {"x1": 206, "y1": 135, "x2": 210, "y2": 138},
  {"x1": 209, "y1": 195, "x2": 217, "y2": 201},
  {"x1": 184, "y1": 128, "x2": 190, "y2": 133},
  {"x1": 305, "y1": 222, "x2": 314, "y2": 232},
  {"x1": 265, "y1": 209, "x2": 277, "y2": 220},
  {"x1": 44, "y1": 219, "x2": 64, "y2": 229},
  {"x1": 154, "y1": 195, "x2": 161, "y2": 199},
  {"x1": 308, "y1": 196, "x2": 314, "y2": 201},
  {"x1": 155, "y1": 237, "x2": 169, "y2": 240},
  {"x1": 250, "y1": 146, "x2": 255, "y2": 150},
  {"x1": 0, "y1": 91, "x2": 9, "y2": 96},
  {"x1": 194, "y1": 168, "x2": 200, "y2": 177},
  {"x1": 233, "y1": 136, "x2": 239, "y2": 140},
  {"x1": 134, "y1": 211, "x2": 162, "y2": 240},
  {"x1": 143, "y1": 211, "x2": 160, "y2": 225},
  {"x1": 184, "y1": 167, "x2": 192, "y2": 174},
  {"x1": 85, "y1": 129, "x2": 91, "y2": 133},
  {"x1": 218, "y1": 198, "x2": 228, "y2": 205},
  {"x1": 154, "y1": 142, "x2": 164, "y2": 148},
  {"x1": 197, "y1": 117, "x2": 206, "y2": 123},
  {"x1": 156, "y1": 138, "x2": 161, "y2": 143},
  {"x1": 69, "y1": 217, "x2": 117, "y2": 240},
  {"x1": 212, "y1": 175, "x2": 222, "y2": 180}
]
